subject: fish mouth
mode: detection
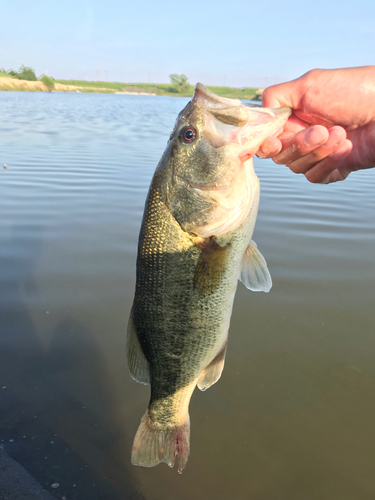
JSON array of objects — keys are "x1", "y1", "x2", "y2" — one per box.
[
  {"x1": 192, "y1": 83, "x2": 291, "y2": 156},
  {"x1": 193, "y1": 83, "x2": 243, "y2": 107},
  {"x1": 193, "y1": 83, "x2": 248, "y2": 127}
]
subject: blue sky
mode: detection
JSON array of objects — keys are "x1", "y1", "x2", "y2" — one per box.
[{"x1": 1, "y1": 0, "x2": 374, "y2": 86}]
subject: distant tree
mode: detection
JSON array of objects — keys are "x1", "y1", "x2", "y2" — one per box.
[
  {"x1": 169, "y1": 73, "x2": 189, "y2": 92},
  {"x1": 39, "y1": 74, "x2": 55, "y2": 91},
  {"x1": 14, "y1": 65, "x2": 37, "y2": 81}
]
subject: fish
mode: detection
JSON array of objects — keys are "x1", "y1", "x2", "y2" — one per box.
[{"x1": 127, "y1": 84, "x2": 291, "y2": 473}]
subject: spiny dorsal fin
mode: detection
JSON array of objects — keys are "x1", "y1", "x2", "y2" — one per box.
[{"x1": 239, "y1": 240, "x2": 272, "y2": 292}]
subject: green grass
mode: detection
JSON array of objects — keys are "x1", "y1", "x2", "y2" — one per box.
[
  {"x1": 207, "y1": 86, "x2": 259, "y2": 100},
  {"x1": 1, "y1": 75, "x2": 261, "y2": 99},
  {"x1": 54, "y1": 80, "x2": 261, "y2": 99},
  {"x1": 121, "y1": 83, "x2": 259, "y2": 99},
  {"x1": 0, "y1": 71, "x2": 13, "y2": 78}
]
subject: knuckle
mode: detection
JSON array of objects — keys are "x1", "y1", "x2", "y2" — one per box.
[
  {"x1": 308, "y1": 148, "x2": 325, "y2": 162},
  {"x1": 303, "y1": 68, "x2": 321, "y2": 82}
]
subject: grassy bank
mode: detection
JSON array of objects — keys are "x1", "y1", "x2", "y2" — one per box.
[
  {"x1": 0, "y1": 77, "x2": 49, "y2": 92},
  {"x1": 0, "y1": 75, "x2": 262, "y2": 100},
  {"x1": 0, "y1": 77, "x2": 117, "y2": 93},
  {"x1": 55, "y1": 80, "x2": 125, "y2": 92},
  {"x1": 54, "y1": 80, "x2": 261, "y2": 100}
]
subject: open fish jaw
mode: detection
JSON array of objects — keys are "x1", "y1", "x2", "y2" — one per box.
[{"x1": 193, "y1": 82, "x2": 291, "y2": 158}]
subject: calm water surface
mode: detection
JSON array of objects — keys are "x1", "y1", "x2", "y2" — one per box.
[{"x1": 1, "y1": 91, "x2": 375, "y2": 500}]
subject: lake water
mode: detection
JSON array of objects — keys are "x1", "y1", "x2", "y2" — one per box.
[{"x1": 1, "y1": 91, "x2": 375, "y2": 500}]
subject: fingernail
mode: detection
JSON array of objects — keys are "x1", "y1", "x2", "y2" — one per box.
[
  {"x1": 303, "y1": 128, "x2": 315, "y2": 147},
  {"x1": 303, "y1": 127, "x2": 324, "y2": 147}
]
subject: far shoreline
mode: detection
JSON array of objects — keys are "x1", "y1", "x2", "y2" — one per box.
[{"x1": 0, "y1": 76, "x2": 263, "y2": 101}]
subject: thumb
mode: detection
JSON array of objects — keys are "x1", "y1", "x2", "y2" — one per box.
[{"x1": 262, "y1": 79, "x2": 302, "y2": 109}]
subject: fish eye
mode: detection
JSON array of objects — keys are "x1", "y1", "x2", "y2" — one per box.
[{"x1": 180, "y1": 127, "x2": 197, "y2": 144}]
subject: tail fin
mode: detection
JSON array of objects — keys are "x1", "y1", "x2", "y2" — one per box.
[{"x1": 131, "y1": 411, "x2": 190, "y2": 474}]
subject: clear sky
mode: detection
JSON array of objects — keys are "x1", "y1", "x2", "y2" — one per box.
[{"x1": 1, "y1": 0, "x2": 375, "y2": 87}]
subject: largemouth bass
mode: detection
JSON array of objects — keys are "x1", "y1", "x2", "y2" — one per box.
[{"x1": 127, "y1": 84, "x2": 290, "y2": 473}]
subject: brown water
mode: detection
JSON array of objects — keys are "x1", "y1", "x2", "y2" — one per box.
[{"x1": 1, "y1": 91, "x2": 375, "y2": 500}]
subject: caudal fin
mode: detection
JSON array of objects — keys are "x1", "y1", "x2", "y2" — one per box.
[{"x1": 131, "y1": 411, "x2": 190, "y2": 474}]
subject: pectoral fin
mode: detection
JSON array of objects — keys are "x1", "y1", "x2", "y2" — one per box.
[
  {"x1": 239, "y1": 240, "x2": 272, "y2": 292},
  {"x1": 126, "y1": 312, "x2": 150, "y2": 385},
  {"x1": 197, "y1": 343, "x2": 227, "y2": 391}
]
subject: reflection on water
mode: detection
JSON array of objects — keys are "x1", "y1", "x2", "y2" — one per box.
[{"x1": 1, "y1": 91, "x2": 375, "y2": 500}]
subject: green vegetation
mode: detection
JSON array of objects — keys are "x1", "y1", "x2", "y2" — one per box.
[
  {"x1": 53, "y1": 73, "x2": 260, "y2": 99},
  {"x1": 0, "y1": 70, "x2": 13, "y2": 78},
  {"x1": 53, "y1": 79, "x2": 185, "y2": 95},
  {"x1": 0, "y1": 64, "x2": 261, "y2": 100},
  {"x1": 39, "y1": 74, "x2": 55, "y2": 91},
  {"x1": 206, "y1": 86, "x2": 259, "y2": 101},
  {"x1": 54, "y1": 81, "x2": 258, "y2": 99},
  {"x1": 2, "y1": 65, "x2": 38, "y2": 81},
  {"x1": 169, "y1": 74, "x2": 189, "y2": 93}
]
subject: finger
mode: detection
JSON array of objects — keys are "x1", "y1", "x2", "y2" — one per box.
[
  {"x1": 287, "y1": 126, "x2": 347, "y2": 174},
  {"x1": 256, "y1": 114, "x2": 309, "y2": 158},
  {"x1": 282, "y1": 114, "x2": 309, "y2": 134},
  {"x1": 257, "y1": 136, "x2": 283, "y2": 158},
  {"x1": 304, "y1": 139, "x2": 353, "y2": 183},
  {"x1": 272, "y1": 125, "x2": 329, "y2": 165},
  {"x1": 262, "y1": 80, "x2": 303, "y2": 109}
]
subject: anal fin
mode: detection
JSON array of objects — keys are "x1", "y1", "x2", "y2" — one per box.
[
  {"x1": 126, "y1": 312, "x2": 150, "y2": 385},
  {"x1": 197, "y1": 343, "x2": 227, "y2": 391}
]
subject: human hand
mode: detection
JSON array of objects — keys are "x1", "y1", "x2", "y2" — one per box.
[{"x1": 257, "y1": 67, "x2": 375, "y2": 183}]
